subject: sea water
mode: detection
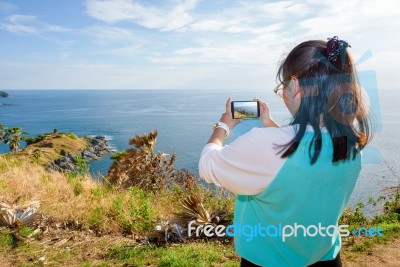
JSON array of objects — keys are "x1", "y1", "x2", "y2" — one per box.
[{"x1": 0, "y1": 89, "x2": 399, "y2": 212}]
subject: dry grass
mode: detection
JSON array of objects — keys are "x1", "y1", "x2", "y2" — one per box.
[
  {"x1": 19, "y1": 133, "x2": 88, "y2": 165},
  {"x1": 0, "y1": 139, "x2": 399, "y2": 266},
  {"x1": 0, "y1": 130, "x2": 236, "y2": 266},
  {"x1": 0, "y1": 155, "x2": 96, "y2": 222},
  {"x1": 0, "y1": 129, "x2": 234, "y2": 237},
  {"x1": 0, "y1": 155, "x2": 180, "y2": 235}
]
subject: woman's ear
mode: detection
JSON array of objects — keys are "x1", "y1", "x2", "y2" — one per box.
[{"x1": 291, "y1": 77, "x2": 301, "y2": 98}]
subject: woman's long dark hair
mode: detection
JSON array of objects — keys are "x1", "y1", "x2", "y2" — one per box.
[{"x1": 276, "y1": 39, "x2": 372, "y2": 164}]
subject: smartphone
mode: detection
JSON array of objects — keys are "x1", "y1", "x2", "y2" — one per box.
[{"x1": 231, "y1": 101, "x2": 260, "y2": 119}]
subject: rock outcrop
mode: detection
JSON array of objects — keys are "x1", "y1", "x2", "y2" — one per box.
[{"x1": 48, "y1": 136, "x2": 112, "y2": 172}]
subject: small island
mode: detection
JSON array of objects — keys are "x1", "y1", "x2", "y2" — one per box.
[{"x1": 0, "y1": 91, "x2": 9, "y2": 97}]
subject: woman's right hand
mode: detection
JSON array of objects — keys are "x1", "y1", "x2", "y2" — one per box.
[{"x1": 255, "y1": 97, "x2": 280, "y2": 128}]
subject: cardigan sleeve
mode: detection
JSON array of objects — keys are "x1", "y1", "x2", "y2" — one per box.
[{"x1": 198, "y1": 127, "x2": 293, "y2": 195}]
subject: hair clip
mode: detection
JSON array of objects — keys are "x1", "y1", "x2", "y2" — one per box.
[{"x1": 327, "y1": 36, "x2": 351, "y2": 62}]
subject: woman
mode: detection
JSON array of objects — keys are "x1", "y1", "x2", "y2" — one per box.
[{"x1": 198, "y1": 37, "x2": 372, "y2": 267}]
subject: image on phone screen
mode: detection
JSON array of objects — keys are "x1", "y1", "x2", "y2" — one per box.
[{"x1": 231, "y1": 101, "x2": 260, "y2": 119}]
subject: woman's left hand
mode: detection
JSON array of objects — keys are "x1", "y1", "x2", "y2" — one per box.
[
  {"x1": 220, "y1": 98, "x2": 242, "y2": 129},
  {"x1": 207, "y1": 98, "x2": 241, "y2": 145}
]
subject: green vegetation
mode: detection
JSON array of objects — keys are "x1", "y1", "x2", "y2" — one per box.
[
  {"x1": 25, "y1": 131, "x2": 78, "y2": 146},
  {"x1": 73, "y1": 155, "x2": 90, "y2": 175},
  {"x1": 18, "y1": 226, "x2": 36, "y2": 238},
  {"x1": 23, "y1": 132, "x2": 88, "y2": 165},
  {"x1": 111, "y1": 187, "x2": 156, "y2": 234},
  {"x1": 110, "y1": 150, "x2": 126, "y2": 160},
  {"x1": 1, "y1": 124, "x2": 88, "y2": 167},
  {"x1": 1, "y1": 124, "x2": 28, "y2": 154},
  {"x1": 0, "y1": 128, "x2": 399, "y2": 266},
  {"x1": 107, "y1": 242, "x2": 238, "y2": 266},
  {"x1": 25, "y1": 134, "x2": 47, "y2": 145},
  {"x1": 0, "y1": 232, "x2": 14, "y2": 248},
  {"x1": 340, "y1": 190, "x2": 400, "y2": 257}
]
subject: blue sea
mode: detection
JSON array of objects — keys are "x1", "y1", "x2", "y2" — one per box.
[{"x1": 0, "y1": 89, "x2": 399, "y2": 213}]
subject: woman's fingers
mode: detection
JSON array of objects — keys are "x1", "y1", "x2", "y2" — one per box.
[
  {"x1": 261, "y1": 102, "x2": 268, "y2": 112},
  {"x1": 226, "y1": 97, "x2": 232, "y2": 113},
  {"x1": 220, "y1": 97, "x2": 244, "y2": 129},
  {"x1": 254, "y1": 97, "x2": 268, "y2": 111},
  {"x1": 254, "y1": 97, "x2": 265, "y2": 105}
]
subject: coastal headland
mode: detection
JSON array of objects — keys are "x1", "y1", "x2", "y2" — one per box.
[{"x1": 0, "y1": 130, "x2": 398, "y2": 266}]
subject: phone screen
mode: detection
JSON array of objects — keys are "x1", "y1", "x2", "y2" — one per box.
[{"x1": 231, "y1": 101, "x2": 260, "y2": 119}]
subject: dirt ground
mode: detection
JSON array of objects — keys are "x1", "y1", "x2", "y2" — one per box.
[
  {"x1": 2, "y1": 229, "x2": 399, "y2": 266},
  {"x1": 342, "y1": 238, "x2": 400, "y2": 267}
]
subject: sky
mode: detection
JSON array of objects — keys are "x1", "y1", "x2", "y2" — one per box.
[{"x1": 0, "y1": 0, "x2": 399, "y2": 90}]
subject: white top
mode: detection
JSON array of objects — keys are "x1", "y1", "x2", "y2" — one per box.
[
  {"x1": 198, "y1": 125, "x2": 329, "y2": 195},
  {"x1": 198, "y1": 125, "x2": 300, "y2": 195}
]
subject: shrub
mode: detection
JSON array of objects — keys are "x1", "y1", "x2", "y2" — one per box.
[
  {"x1": 63, "y1": 133, "x2": 78, "y2": 140},
  {"x1": 107, "y1": 131, "x2": 176, "y2": 193},
  {"x1": 25, "y1": 135, "x2": 47, "y2": 145},
  {"x1": 60, "y1": 149, "x2": 66, "y2": 156},
  {"x1": 111, "y1": 187, "x2": 156, "y2": 234},
  {"x1": 88, "y1": 207, "x2": 107, "y2": 228},
  {"x1": 110, "y1": 151, "x2": 125, "y2": 160}
]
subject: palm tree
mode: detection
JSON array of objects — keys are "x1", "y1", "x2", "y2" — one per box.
[{"x1": 3, "y1": 127, "x2": 28, "y2": 154}]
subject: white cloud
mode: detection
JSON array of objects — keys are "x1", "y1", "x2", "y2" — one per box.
[
  {"x1": 83, "y1": 25, "x2": 139, "y2": 41},
  {"x1": 191, "y1": 19, "x2": 237, "y2": 32},
  {"x1": 246, "y1": 1, "x2": 312, "y2": 18},
  {"x1": 298, "y1": 0, "x2": 400, "y2": 37},
  {"x1": 85, "y1": 0, "x2": 198, "y2": 31},
  {"x1": 178, "y1": 1, "x2": 310, "y2": 65},
  {"x1": 44, "y1": 25, "x2": 69, "y2": 33},
  {"x1": 85, "y1": 0, "x2": 139, "y2": 23},
  {"x1": 190, "y1": 1, "x2": 312, "y2": 33},
  {"x1": 148, "y1": 33, "x2": 288, "y2": 67},
  {"x1": 106, "y1": 45, "x2": 143, "y2": 56},
  {"x1": 0, "y1": 15, "x2": 38, "y2": 34},
  {"x1": 358, "y1": 0, "x2": 400, "y2": 17},
  {"x1": 81, "y1": 26, "x2": 145, "y2": 57},
  {"x1": 1, "y1": 0, "x2": 399, "y2": 90},
  {"x1": 0, "y1": 14, "x2": 69, "y2": 35}
]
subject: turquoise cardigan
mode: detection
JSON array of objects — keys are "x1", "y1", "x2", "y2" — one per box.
[{"x1": 234, "y1": 131, "x2": 360, "y2": 266}]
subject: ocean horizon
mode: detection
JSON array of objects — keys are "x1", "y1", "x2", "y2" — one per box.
[{"x1": 1, "y1": 89, "x2": 399, "y2": 214}]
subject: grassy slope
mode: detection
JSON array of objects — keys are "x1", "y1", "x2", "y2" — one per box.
[
  {"x1": 0, "y1": 135, "x2": 399, "y2": 266},
  {"x1": 19, "y1": 132, "x2": 88, "y2": 165},
  {"x1": 0, "y1": 152, "x2": 238, "y2": 266}
]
